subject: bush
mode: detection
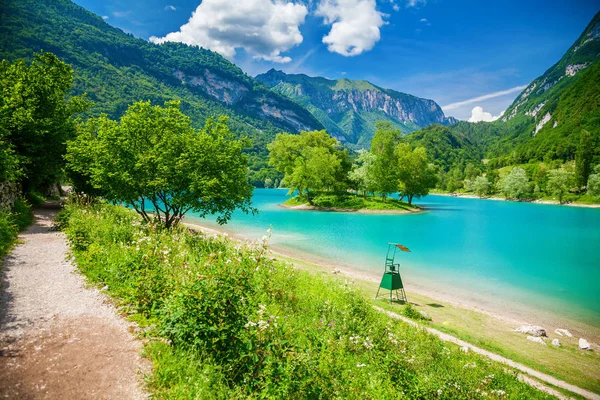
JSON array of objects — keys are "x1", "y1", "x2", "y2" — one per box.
[
  {"x1": 0, "y1": 199, "x2": 33, "y2": 258},
  {"x1": 60, "y1": 203, "x2": 553, "y2": 399}
]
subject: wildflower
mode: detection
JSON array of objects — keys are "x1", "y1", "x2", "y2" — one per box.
[
  {"x1": 363, "y1": 337, "x2": 374, "y2": 350},
  {"x1": 356, "y1": 363, "x2": 366, "y2": 368},
  {"x1": 437, "y1": 389, "x2": 443, "y2": 396}
]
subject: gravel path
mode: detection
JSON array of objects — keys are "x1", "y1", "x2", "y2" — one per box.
[
  {"x1": 0, "y1": 207, "x2": 149, "y2": 399},
  {"x1": 375, "y1": 306, "x2": 600, "y2": 400}
]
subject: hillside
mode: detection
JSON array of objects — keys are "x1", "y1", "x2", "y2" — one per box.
[
  {"x1": 406, "y1": 11, "x2": 600, "y2": 175},
  {"x1": 256, "y1": 69, "x2": 457, "y2": 147},
  {"x1": 0, "y1": 0, "x2": 324, "y2": 181}
]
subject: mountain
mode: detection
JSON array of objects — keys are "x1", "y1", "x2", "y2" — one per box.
[
  {"x1": 0, "y1": 0, "x2": 324, "y2": 168},
  {"x1": 256, "y1": 69, "x2": 457, "y2": 148},
  {"x1": 408, "y1": 10, "x2": 600, "y2": 174}
]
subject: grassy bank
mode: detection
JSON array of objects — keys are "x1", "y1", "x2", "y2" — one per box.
[
  {"x1": 284, "y1": 193, "x2": 419, "y2": 212},
  {"x1": 0, "y1": 200, "x2": 33, "y2": 258},
  {"x1": 57, "y1": 201, "x2": 554, "y2": 399}
]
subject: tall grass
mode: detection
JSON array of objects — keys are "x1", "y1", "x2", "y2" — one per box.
[
  {"x1": 59, "y1": 202, "x2": 553, "y2": 399},
  {"x1": 0, "y1": 199, "x2": 33, "y2": 258}
]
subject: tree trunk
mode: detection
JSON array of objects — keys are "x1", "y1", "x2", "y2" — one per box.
[{"x1": 408, "y1": 194, "x2": 413, "y2": 205}]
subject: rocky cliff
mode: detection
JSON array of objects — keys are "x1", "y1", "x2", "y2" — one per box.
[{"x1": 256, "y1": 69, "x2": 456, "y2": 147}]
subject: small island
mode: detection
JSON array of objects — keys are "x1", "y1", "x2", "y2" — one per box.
[
  {"x1": 281, "y1": 193, "x2": 421, "y2": 214},
  {"x1": 268, "y1": 123, "x2": 438, "y2": 213}
]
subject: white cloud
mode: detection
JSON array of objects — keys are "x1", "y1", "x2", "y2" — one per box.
[
  {"x1": 112, "y1": 11, "x2": 131, "y2": 18},
  {"x1": 420, "y1": 18, "x2": 427, "y2": 22},
  {"x1": 468, "y1": 106, "x2": 504, "y2": 122},
  {"x1": 406, "y1": 0, "x2": 426, "y2": 7},
  {"x1": 316, "y1": 0, "x2": 385, "y2": 57},
  {"x1": 442, "y1": 85, "x2": 527, "y2": 111},
  {"x1": 102, "y1": 15, "x2": 109, "y2": 20},
  {"x1": 150, "y1": 0, "x2": 308, "y2": 63},
  {"x1": 165, "y1": 5, "x2": 176, "y2": 11}
]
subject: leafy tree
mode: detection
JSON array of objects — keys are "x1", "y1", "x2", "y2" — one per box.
[
  {"x1": 348, "y1": 149, "x2": 376, "y2": 197},
  {"x1": 472, "y1": 176, "x2": 491, "y2": 198},
  {"x1": 396, "y1": 144, "x2": 438, "y2": 205},
  {"x1": 546, "y1": 168, "x2": 574, "y2": 204},
  {"x1": 370, "y1": 121, "x2": 401, "y2": 201},
  {"x1": 500, "y1": 167, "x2": 531, "y2": 200},
  {"x1": 586, "y1": 165, "x2": 600, "y2": 196},
  {"x1": 268, "y1": 130, "x2": 344, "y2": 203},
  {"x1": 575, "y1": 130, "x2": 593, "y2": 189},
  {"x1": 66, "y1": 101, "x2": 253, "y2": 227},
  {"x1": 0, "y1": 52, "x2": 88, "y2": 191}
]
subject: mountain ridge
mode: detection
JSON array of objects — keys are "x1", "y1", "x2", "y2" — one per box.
[{"x1": 256, "y1": 69, "x2": 457, "y2": 147}]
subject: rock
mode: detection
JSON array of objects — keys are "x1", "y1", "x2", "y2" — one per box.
[
  {"x1": 579, "y1": 338, "x2": 591, "y2": 350},
  {"x1": 515, "y1": 325, "x2": 547, "y2": 337},
  {"x1": 527, "y1": 336, "x2": 546, "y2": 345},
  {"x1": 554, "y1": 328, "x2": 572, "y2": 337},
  {"x1": 332, "y1": 268, "x2": 341, "y2": 275},
  {"x1": 418, "y1": 310, "x2": 432, "y2": 321},
  {"x1": 551, "y1": 339, "x2": 560, "y2": 347}
]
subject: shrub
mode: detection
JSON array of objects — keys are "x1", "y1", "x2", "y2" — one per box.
[{"x1": 60, "y1": 203, "x2": 553, "y2": 399}]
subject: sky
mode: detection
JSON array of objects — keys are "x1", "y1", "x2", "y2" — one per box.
[{"x1": 74, "y1": 0, "x2": 599, "y2": 121}]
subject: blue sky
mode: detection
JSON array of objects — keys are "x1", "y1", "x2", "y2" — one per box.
[{"x1": 74, "y1": 0, "x2": 599, "y2": 120}]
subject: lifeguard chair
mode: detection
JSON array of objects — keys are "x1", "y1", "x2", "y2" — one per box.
[{"x1": 375, "y1": 243, "x2": 410, "y2": 303}]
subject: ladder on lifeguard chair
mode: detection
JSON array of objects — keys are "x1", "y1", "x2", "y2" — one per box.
[{"x1": 375, "y1": 243, "x2": 410, "y2": 303}]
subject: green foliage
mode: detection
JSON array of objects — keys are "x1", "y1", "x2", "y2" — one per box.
[
  {"x1": 60, "y1": 202, "x2": 552, "y2": 399},
  {"x1": 370, "y1": 121, "x2": 401, "y2": 200},
  {"x1": 546, "y1": 169, "x2": 575, "y2": 204},
  {"x1": 66, "y1": 101, "x2": 254, "y2": 227},
  {"x1": 586, "y1": 165, "x2": 600, "y2": 196},
  {"x1": 575, "y1": 130, "x2": 594, "y2": 188},
  {"x1": 0, "y1": 52, "x2": 88, "y2": 192},
  {"x1": 472, "y1": 176, "x2": 491, "y2": 198},
  {"x1": 0, "y1": 0, "x2": 323, "y2": 187},
  {"x1": 396, "y1": 144, "x2": 438, "y2": 204},
  {"x1": 268, "y1": 130, "x2": 348, "y2": 203},
  {"x1": 348, "y1": 149, "x2": 377, "y2": 195},
  {"x1": 500, "y1": 168, "x2": 531, "y2": 200},
  {"x1": 0, "y1": 199, "x2": 33, "y2": 257}
]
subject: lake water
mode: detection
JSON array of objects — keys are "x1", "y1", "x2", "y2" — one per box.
[{"x1": 191, "y1": 189, "x2": 600, "y2": 327}]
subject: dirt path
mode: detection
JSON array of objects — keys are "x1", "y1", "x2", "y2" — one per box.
[{"x1": 0, "y1": 207, "x2": 149, "y2": 399}]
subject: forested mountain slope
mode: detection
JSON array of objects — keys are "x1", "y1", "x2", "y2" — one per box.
[
  {"x1": 407, "y1": 10, "x2": 600, "y2": 173},
  {"x1": 256, "y1": 69, "x2": 457, "y2": 148},
  {"x1": 0, "y1": 0, "x2": 324, "y2": 174}
]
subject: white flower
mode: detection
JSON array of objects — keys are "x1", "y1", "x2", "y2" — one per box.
[
  {"x1": 356, "y1": 363, "x2": 366, "y2": 368},
  {"x1": 363, "y1": 337, "x2": 374, "y2": 350},
  {"x1": 437, "y1": 389, "x2": 443, "y2": 396}
]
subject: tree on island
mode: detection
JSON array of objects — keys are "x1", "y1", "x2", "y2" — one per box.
[
  {"x1": 546, "y1": 168, "x2": 574, "y2": 204},
  {"x1": 348, "y1": 149, "x2": 376, "y2": 197},
  {"x1": 396, "y1": 143, "x2": 438, "y2": 205},
  {"x1": 268, "y1": 130, "x2": 346, "y2": 204},
  {"x1": 370, "y1": 121, "x2": 401, "y2": 201},
  {"x1": 67, "y1": 101, "x2": 254, "y2": 228},
  {"x1": 500, "y1": 167, "x2": 531, "y2": 200}
]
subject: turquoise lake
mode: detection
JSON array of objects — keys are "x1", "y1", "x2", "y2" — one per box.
[{"x1": 192, "y1": 189, "x2": 600, "y2": 326}]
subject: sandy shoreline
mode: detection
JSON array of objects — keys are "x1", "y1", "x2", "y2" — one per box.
[
  {"x1": 184, "y1": 219, "x2": 600, "y2": 342},
  {"x1": 431, "y1": 192, "x2": 600, "y2": 208},
  {"x1": 279, "y1": 203, "x2": 422, "y2": 214}
]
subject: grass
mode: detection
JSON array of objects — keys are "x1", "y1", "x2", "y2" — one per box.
[
  {"x1": 57, "y1": 201, "x2": 556, "y2": 399},
  {"x1": 0, "y1": 199, "x2": 33, "y2": 258},
  {"x1": 273, "y1": 253, "x2": 600, "y2": 394},
  {"x1": 284, "y1": 193, "x2": 419, "y2": 212}
]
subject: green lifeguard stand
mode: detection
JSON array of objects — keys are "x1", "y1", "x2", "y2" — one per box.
[{"x1": 375, "y1": 243, "x2": 410, "y2": 303}]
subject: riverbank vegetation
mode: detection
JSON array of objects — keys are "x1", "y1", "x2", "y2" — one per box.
[
  {"x1": 0, "y1": 199, "x2": 32, "y2": 257},
  {"x1": 268, "y1": 122, "x2": 438, "y2": 208},
  {"x1": 57, "y1": 201, "x2": 552, "y2": 399}
]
